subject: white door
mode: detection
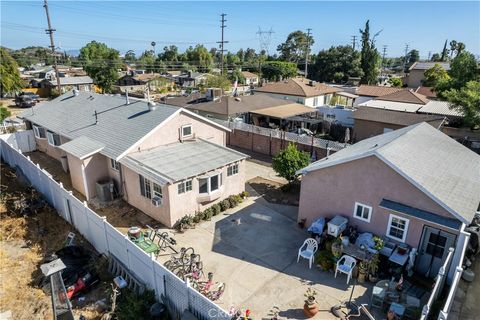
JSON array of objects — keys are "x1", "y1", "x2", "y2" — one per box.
[{"x1": 415, "y1": 226, "x2": 456, "y2": 278}]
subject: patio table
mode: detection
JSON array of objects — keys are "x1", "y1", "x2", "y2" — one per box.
[
  {"x1": 341, "y1": 243, "x2": 374, "y2": 261},
  {"x1": 389, "y1": 302, "x2": 405, "y2": 317},
  {"x1": 389, "y1": 247, "x2": 410, "y2": 266}
]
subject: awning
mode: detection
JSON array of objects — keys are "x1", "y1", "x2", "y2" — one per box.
[
  {"x1": 251, "y1": 103, "x2": 315, "y2": 119},
  {"x1": 59, "y1": 136, "x2": 105, "y2": 160},
  {"x1": 379, "y1": 199, "x2": 462, "y2": 230},
  {"x1": 337, "y1": 91, "x2": 359, "y2": 99}
]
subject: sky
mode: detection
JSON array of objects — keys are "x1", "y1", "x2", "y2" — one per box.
[{"x1": 1, "y1": 0, "x2": 479, "y2": 59}]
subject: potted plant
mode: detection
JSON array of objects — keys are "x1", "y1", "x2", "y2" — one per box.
[
  {"x1": 373, "y1": 236, "x2": 384, "y2": 251},
  {"x1": 358, "y1": 260, "x2": 368, "y2": 283},
  {"x1": 315, "y1": 250, "x2": 334, "y2": 271},
  {"x1": 368, "y1": 254, "x2": 380, "y2": 282},
  {"x1": 331, "y1": 238, "x2": 342, "y2": 259},
  {"x1": 303, "y1": 287, "x2": 318, "y2": 318}
]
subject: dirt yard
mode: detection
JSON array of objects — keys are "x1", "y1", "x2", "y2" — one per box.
[
  {"x1": 248, "y1": 177, "x2": 300, "y2": 206},
  {"x1": 0, "y1": 164, "x2": 107, "y2": 320}
]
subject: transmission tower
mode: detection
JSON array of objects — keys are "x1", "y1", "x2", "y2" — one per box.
[{"x1": 256, "y1": 27, "x2": 274, "y2": 55}]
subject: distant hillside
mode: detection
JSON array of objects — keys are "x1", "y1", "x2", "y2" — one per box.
[{"x1": 5, "y1": 46, "x2": 70, "y2": 68}]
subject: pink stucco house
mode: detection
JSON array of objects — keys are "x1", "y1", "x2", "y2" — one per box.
[
  {"x1": 21, "y1": 91, "x2": 248, "y2": 227},
  {"x1": 297, "y1": 122, "x2": 480, "y2": 279}
]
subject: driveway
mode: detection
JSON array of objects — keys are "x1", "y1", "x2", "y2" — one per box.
[{"x1": 157, "y1": 195, "x2": 372, "y2": 319}]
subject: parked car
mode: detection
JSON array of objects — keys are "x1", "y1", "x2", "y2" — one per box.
[
  {"x1": 15, "y1": 95, "x2": 36, "y2": 108},
  {"x1": 19, "y1": 92, "x2": 40, "y2": 101}
]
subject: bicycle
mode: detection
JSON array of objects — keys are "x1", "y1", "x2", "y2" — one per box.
[{"x1": 193, "y1": 272, "x2": 225, "y2": 301}]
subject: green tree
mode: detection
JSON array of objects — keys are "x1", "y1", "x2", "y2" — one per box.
[
  {"x1": 310, "y1": 45, "x2": 363, "y2": 83},
  {"x1": 261, "y1": 61, "x2": 297, "y2": 81},
  {"x1": 430, "y1": 53, "x2": 441, "y2": 62},
  {"x1": 359, "y1": 20, "x2": 381, "y2": 84},
  {"x1": 185, "y1": 45, "x2": 213, "y2": 72},
  {"x1": 277, "y1": 30, "x2": 314, "y2": 63},
  {"x1": 228, "y1": 69, "x2": 246, "y2": 84},
  {"x1": 405, "y1": 49, "x2": 419, "y2": 71},
  {"x1": 423, "y1": 64, "x2": 451, "y2": 87},
  {"x1": 0, "y1": 48, "x2": 24, "y2": 97},
  {"x1": 159, "y1": 45, "x2": 179, "y2": 63},
  {"x1": 443, "y1": 81, "x2": 480, "y2": 129},
  {"x1": 137, "y1": 50, "x2": 156, "y2": 72},
  {"x1": 388, "y1": 77, "x2": 403, "y2": 87},
  {"x1": 436, "y1": 51, "x2": 479, "y2": 96},
  {"x1": 124, "y1": 50, "x2": 136, "y2": 63},
  {"x1": 0, "y1": 104, "x2": 12, "y2": 123},
  {"x1": 79, "y1": 41, "x2": 121, "y2": 93},
  {"x1": 272, "y1": 143, "x2": 310, "y2": 184},
  {"x1": 204, "y1": 75, "x2": 231, "y2": 91}
]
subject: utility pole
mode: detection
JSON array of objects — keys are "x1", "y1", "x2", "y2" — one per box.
[
  {"x1": 304, "y1": 28, "x2": 312, "y2": 78},
  {"x1": 428, "y1": 51, "x2": 432, "y2": 61},
  {"x1": 43, "y1": 0, "x2": 61, "y2": 94},
  {"x1": 381, "y1": 45, "x2": 388, "y2": 75},
  {"x1": 351, "y1": 35, "x2": 357, "y2": 51},
  {"x1": 217, "y1": 13, "x2": 229, "y2": 75},
  {"x1": 403, "y1": 43, "x2": 410, "y2": 73}
]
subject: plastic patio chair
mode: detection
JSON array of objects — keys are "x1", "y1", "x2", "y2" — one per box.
[
  {"x1": 297, "y1": 238, "x2": 318, "y2": 269},
  {"x1": 335, "y1": 255, "x2": 357, "y2": 284}
]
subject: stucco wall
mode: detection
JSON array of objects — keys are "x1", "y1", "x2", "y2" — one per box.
[
  {"x1": 83, "y1": 153, "x2": 109, "y2": 200},
  {"x1": 133, "y1": 112, "x2": 226, "y2": 153},
  {"x1": 298, "y1": 155, "x2": 459, "y2": 248},
  {"x1": 66, "y1": 153, "x2": 87, "y2": 196},
  {"x1": 35, "y1": 135, "x2": 70, "y2": 161},
  {"x1": 406, "y1": 70, "x2": 425, "y2": 88},
  {"x1": 354, "y1": 119, "x2": 403, "y2": 141},
  {"x1": 105, "y1": 157, "x2": 122, "y2": 193}
]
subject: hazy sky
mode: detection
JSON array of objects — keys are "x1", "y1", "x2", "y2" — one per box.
[{"x1": 1, "y1": 1, "x2": 479, "y2": 58}]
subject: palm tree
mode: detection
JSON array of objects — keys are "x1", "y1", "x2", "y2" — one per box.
[
  {"x1": 456, "y1": 43, "x2": 466, "y2": 57},
  {"x1": 449, "y1": 40, "x2": 457, "y2": 58}
]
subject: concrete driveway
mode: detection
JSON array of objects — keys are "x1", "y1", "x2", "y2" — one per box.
[{"x1": 157, "y1": 195, "x2": 372, "y2": 319}]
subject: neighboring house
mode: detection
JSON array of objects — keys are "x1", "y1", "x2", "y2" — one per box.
[
  {"x1": 254, "y1": 78, "x2": 342, "y2": 108},
  {"x1": 20, "y1": 91, "x2": 248, "y2": 228},
  {"x1": 241, "y1": 71, "x2": 259, "y2": 86},
  {"x1": 177, "y1": 71, "x2": 209, "y2": 88},
  {"x1": 406, "y1": 62, "x2": 451, "y2": 88},
  {"x1": 40, "y1": 76, "x2": 94, "y2": 95},
  {"x1": 297, "y1": 122, "x2": 480, "y2": 279},
  {"x1": 354, "y1": 85, "x2": 404, "y2": 106},
  {"x1": 115, "y1": 73, "x2": 174, "y2": 93},
  {"x1": 415, "y1": 86, "x2": 437, "y2": 99},
  {"x1": 352, "y1": 107, "x2": 445, "y2": 141},
  {"x1": 358, "y1": 89, "x2": 463, "y2": 118},
  {"x1": 164, "y1": 92, "x2": 307, "y2": 122}
]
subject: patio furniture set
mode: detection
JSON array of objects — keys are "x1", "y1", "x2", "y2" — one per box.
[{"x1": 297, "y1": 215, "x2": 424, "y2": 319}]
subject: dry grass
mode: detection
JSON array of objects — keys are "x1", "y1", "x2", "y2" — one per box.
[{"x1": 0, "y1": 164, "x2": 103, "y2": 319}]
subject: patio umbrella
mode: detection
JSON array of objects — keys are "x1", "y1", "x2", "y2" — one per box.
[{"x1": 344, "y1": 127, "x2": 351, "y2": 144}]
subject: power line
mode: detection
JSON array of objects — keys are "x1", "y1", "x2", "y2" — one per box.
[
  {"x1": 256, "y1": 27, "x2": 274, "y2": 55},
  {"x1": 43, "y1": 0, "x2": 61, "y2": 93},
  {"x1": 351, "y1": 35, "x2": 357, "y2": 51},
  {"x1": 217, "y1": 13, "x2": 228, "y2": 75},
  {"x1": 305, "y1": 28, "x2": 312, "y2": 77}
]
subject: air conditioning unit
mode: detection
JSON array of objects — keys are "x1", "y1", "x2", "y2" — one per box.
[{"x1": 152, "y1": 196, "x2": 162, "y2": 207}]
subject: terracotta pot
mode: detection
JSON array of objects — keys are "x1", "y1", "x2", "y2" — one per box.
[{"x1": 303, "y1": 302, "x2": 319, "y2": 318}]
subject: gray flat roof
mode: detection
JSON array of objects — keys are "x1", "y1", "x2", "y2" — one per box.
[
  {"x1": 59, "y1": 136, "x2": 105, "y2": 159},
  {"x1": 120, "y1": 139, "x2": 248, "y2": 185}
]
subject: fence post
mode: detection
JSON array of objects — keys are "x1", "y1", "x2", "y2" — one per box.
[
  {"x1": 151, "y1": 256, "x2": 161, "y2": 298},
  {"x1": 83, "y1": 201, "x2": 93, "y2": 241},
  {"x1": 46, "y1": 171, "x2": 57, "y2": 209},
  {"x1": 124, "y1": 235, "x2": 132, "y2": 270},
  {"x1": 102, "y1": 217, "x2": 111, "y2": 255}
]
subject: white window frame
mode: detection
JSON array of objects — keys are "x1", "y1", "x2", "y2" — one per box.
[
  {"x1": 386, "y1": 214, "x2": 410, "y2": 243},
  {"x1": 313, "y1": 97, "x2": 318, "y2": 106},
  {"x1": 33, "y1": 125, "x2": 46, "y2": 139},
  {"x1": 227, "y1": 163, "x2": 239, "y2": 176},
  {"x1": 177, "y1": 179, "x2": 193, "y2": 194},
  {"x1": 110, "y1": 159, "x2": 120, "y2": 171},
  {"x1": 353, "y1": 202, "x2": 372, "y2": 223},
  {"x1": 181, "y1": 124, "x2": 193, "y2": 139},
  {"x1": 46, "y1": 131, "x2": 60, "y2": 146},
  {"x1": 198, "y1": 173, "x2": 222, "y2": 195}
]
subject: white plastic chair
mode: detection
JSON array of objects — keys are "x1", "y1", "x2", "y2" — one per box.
[
  {"x1": 335, "y1": 255, "x2": 357, "y2": 284},
  {"x1": 297, "y1": 238, "x2": 318, "y2": 269}
]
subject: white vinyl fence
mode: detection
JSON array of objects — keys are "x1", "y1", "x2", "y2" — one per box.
[
  {"x1": 0, "y1": 136, "x2": 231, "y2": 320},
  {"x1": 0, "y1": 130, "x2": 36, "y2": 152},
  {"x1": 213, "y1": 118, "x2": 347, "y2": 151}
]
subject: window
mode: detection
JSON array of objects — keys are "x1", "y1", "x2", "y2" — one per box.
[
  {"x1": 313, "y1": 97, "x2": 318, "y2": 106},
  {"x1": 227, "y1": 163, "x2": 239, "y2": 176},
  {"x1": 387, "y1": 214, "x2": 409, "y2": 242},
  {"x1": 46, "y1": 131, "x2": 61, "y2": 146},
  {"x1": 110, "y1": 159, "x2": 120, "y2": 171},
  {"x1": 181, "y1": 124, "x2": 192, "y2": 138},
  {"x1": 139, "y1": 175, "x2": 162, "y2": 201},
  {"x1": 33, "y1": 125, "x2": 46, "y2": 139},
  {"x1": 198, "y1": 173, "x2": 222, "y2": 194},
  {"x1": 353, "y1": 202, "x2": 372, "y2": 222},
  {"x1": 178, "y1": 179, "x2": 193, "y2": 194}
]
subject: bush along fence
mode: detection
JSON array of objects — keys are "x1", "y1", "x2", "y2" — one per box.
[
  {"x1": 0, "y1": 138, "x2": 231, "y2": 320},
  {"x1": 213, "y1": 119, "x2": 347, "y2": 158}
]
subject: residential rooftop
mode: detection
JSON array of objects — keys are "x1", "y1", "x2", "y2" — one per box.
[
  {"x1": 356, "y1": 85, "x2": 404, "y2": 97},
  {"x1": 352, "y1": 108, "x2": 445, "y2": 127},
  {"x1": 46, "y1": 76, "x2": 94, "y2": 86},
  {"x1": 409, "y1": 61, "x2": 451, "y2": 71},
  {"x1": 254, "y1": 77, "x2": 342, "y2": 97},
  {"x1": 298, "y1": 122, "x2": 480, "y2": 224}
]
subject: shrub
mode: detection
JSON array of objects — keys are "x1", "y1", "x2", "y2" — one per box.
[
  {"x1": 234, "y1": 194, "x2": 243, "y2": 204},
  {"x1": 315, "y1": 250, "x2": 334, "y2": 270},
  {"x1": 192, "y1": 212, "x2": 202, "y2": 224},
  {"x1": 202, "y1": 208, "x2": 213, "y2": 221},
  {"x1": 240, "y1": 191, "x2": 249, "y2": 198},
  {"x1": 212, "y1": 204, "x2": 221, "y2": 216},
  {"x1": 220, "y1": 199, "x2": 231, "y2": 211},
  {"x1": 228, "y1": 195, "x2": 238, "y2": 208}
]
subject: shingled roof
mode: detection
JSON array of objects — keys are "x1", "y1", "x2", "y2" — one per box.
[
  {"x1": 353, "y1": 108, "x2": 445, "y2": 127},
  {"x1": 255, "y1": 78, "x2": 341, "y2": 97},
  {"x1": 375, "y1": 90, "x2": 429, "y2": 105},
  {"x1": 356, "y1": 85, "x2": 404, "y2": 97}
]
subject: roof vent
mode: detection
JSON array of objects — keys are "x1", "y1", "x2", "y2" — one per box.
[
  {"x1": 309, "y1": 80, "x2": 317, "y2": 86},
  {"x1": 73, "y1": 89, "x2": 79, "y2": 96},
  {"x1": 148, "y1": 101, "x2": 157, "y2": 111},
  {"x1": 235, "y1": 97, "x2": 241, "y2": 102}
]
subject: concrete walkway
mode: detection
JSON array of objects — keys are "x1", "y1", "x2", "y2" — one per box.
[{"x1": 157, "y1": 195, "x2": 372, "y2": 319}]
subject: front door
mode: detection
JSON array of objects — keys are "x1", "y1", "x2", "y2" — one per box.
[{"x1": 415, "y1": 226, "x2": 456, "y2": 278}]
